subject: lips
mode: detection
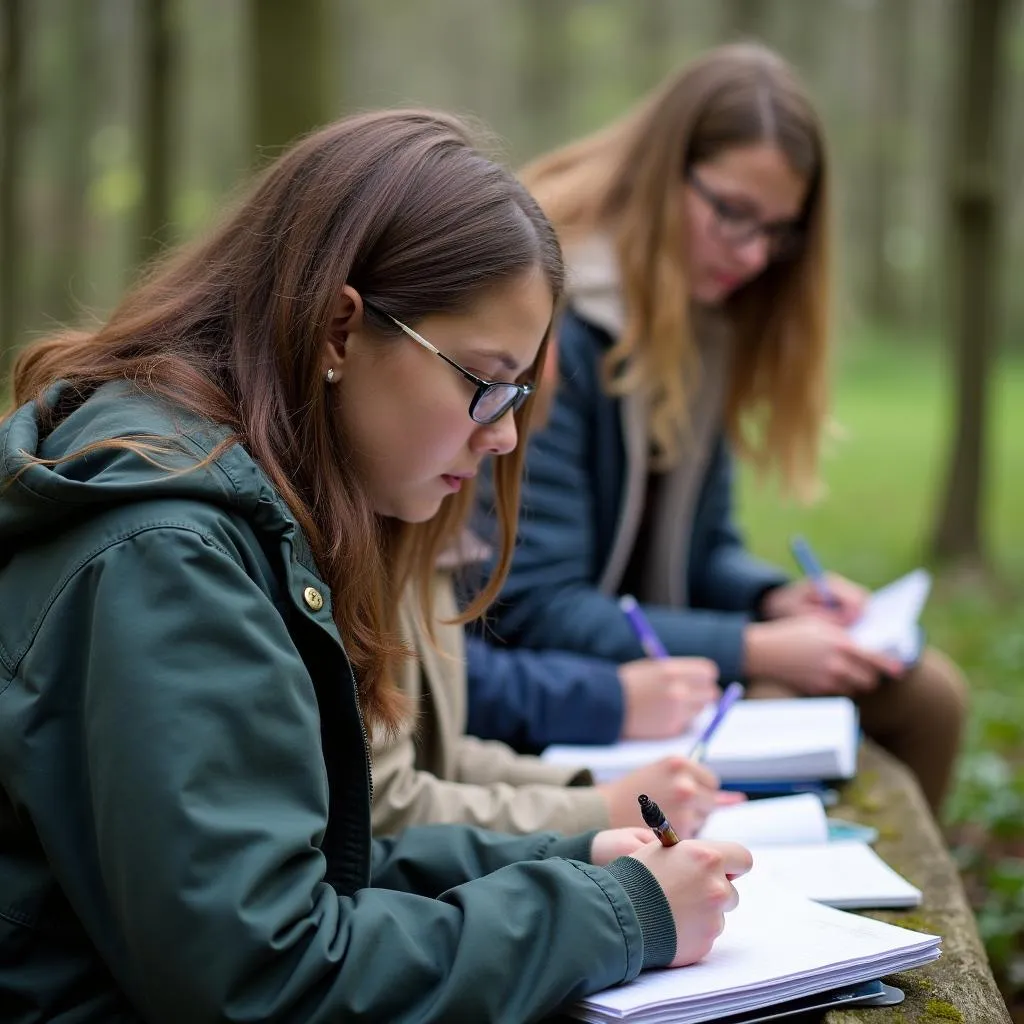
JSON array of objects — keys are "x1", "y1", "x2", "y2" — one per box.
[
  {"x1": 441, "y1": 471, "x2": 477, "y2": 492},
  {"x1": 711, "y1": 270, "x2": 743, "y2": 290}
]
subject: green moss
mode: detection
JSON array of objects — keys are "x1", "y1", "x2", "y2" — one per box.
[
  {"x1": 839, "y1": 770, "x2": 885, "y2": 814},
  {"x1": 922, "y1": 999, "x2": 964, "y2": 1021},
  {"x1": 829, "y1": 1008, "x2": 907, "y2": 1023},
  {"x1": 874, "y1": 911, "x2": 939, "y2": 935}
]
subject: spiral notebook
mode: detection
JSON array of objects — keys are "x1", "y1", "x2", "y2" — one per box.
[
  {"x1": 566, "y1": 872, "x2": 940, "y2": 1023},
  {"x1": 542, "y1": 697, "x2": 858, "y2": 785}
]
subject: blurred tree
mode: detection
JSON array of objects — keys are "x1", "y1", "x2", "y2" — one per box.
[
  {"x1": 931, "y1": 0, "x2": 1011, "y2": 567},
  {"x1": 1, "y1": 0, "x2": 24, "y2": 379},
  {"x1": 138, "y1": 0, "x2": 175, "y2": 266},
  {"x1": 719, "y1": 0, "x2": 770, "y2": 42},
  {"x1": 631, "y1": 0, "x2": 675, "y2": 93},
  {"x1": 779, "y1": 0, "x2": 826, "y2": 81},
  {"x1": 47, "y1": 0, "x2": 98, "y2": 320},
  {"x1": 519, "y1": 0, "x2": 572, "y2": 155},
  {"x1": 865, "y1": 0, "x2": 913, "y2": 325},
  {"x1": 251, "y1": 0, "x2": 329, "y2": 158}
]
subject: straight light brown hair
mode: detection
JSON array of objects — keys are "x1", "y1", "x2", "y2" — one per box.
[
  {"x1": 9, "y1": 110, "x2": 563, "y2": 731},
  {"x1": 522, "y1": 43, "x2": 830, "y2": 498}
]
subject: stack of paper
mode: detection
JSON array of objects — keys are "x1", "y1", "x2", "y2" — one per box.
[
  {"x1": 542, "y1": 698, "x2": 858, "y2": 784},
  {"x1": 698, "y1": 796, "x2": 921, "y2": 910},
  {"x1": 567, "y1": 871, "x2": 940, "y2": 1023},
  {"x1": 848, "y1": 568, "x2": 931, "y2": 666}
]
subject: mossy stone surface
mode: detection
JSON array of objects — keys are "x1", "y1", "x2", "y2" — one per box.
[{"x1": 817, "y1": 742, "x2": 1010, "y2": 1023}]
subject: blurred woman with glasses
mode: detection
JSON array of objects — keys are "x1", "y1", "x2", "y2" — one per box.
[{"x1": 476, "y1": 43, "x2": 966, "y2": 814}]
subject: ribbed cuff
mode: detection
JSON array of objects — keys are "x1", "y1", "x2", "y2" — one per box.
[
  {"x1": 542, "y1": 829, "x2": 600, "y2": 863},
  {"x1": 604, "y1": 856, "x2": 676, "y2": 969}
]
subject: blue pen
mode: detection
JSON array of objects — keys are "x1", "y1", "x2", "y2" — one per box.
[
  {"x1": 618, "y1": 595, "x2": 669, "y2": 659},
  {"x1": 689, "y1": 681, "x2": 744, "y2": 763},
  {"x1": 790, "y1": 536, "x2": 841, "y2": 611}
]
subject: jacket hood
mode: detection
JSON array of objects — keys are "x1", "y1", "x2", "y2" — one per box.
[{"x1": 0, "y1": 382, "x2": 289, "y2": 548}]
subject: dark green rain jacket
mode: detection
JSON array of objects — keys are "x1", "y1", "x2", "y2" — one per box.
[{"x1": 0, "y1": 383, "x2": 674, "y2": 1023}]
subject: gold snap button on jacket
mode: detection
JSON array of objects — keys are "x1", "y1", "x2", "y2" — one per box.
[{"x1": 303, "y1": 586, "x2": 324, "y2": 611}]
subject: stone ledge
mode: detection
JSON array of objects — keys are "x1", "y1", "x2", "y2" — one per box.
[{"x1": 820, "y1": 741, "x2": 1010, "y2": 1024}]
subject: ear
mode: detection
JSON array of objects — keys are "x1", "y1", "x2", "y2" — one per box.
[{"x1": 324, "y1": 284, "x2": 366, "y2": 378}]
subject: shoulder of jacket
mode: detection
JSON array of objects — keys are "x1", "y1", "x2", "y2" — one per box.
[{"x1": 0, "y1": 499, "x2": 275, "y2": 677}]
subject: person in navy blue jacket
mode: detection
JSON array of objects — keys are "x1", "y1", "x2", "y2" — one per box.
[{"x1": 476, "y1": 44, "x2": 967, "y2": 813}]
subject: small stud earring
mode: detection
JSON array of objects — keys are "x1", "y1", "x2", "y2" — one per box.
[{"x1": 325, "y1": 368, "x2": 336, "y2": 384}]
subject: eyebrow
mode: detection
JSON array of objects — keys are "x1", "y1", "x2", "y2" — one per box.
[
  {"x1": 465, "y1": 347, "x2": 524, "y2": 376},
  {"x1": 718, "y1": 186, "x2": 801, "y2": 223}
]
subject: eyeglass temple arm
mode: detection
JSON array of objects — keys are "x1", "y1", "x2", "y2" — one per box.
[{"x1": 386, "y1": 314, "x2": 440, "y2": 356}]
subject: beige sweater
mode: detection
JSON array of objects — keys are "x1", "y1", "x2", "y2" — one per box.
[{"x1": 370, "y1": 569, "x2": 610, "y2": 837}]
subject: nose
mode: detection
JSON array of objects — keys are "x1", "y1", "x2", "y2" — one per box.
[
  {"x1": 734, "y1": 234, "x2": 771, "y2": 276},
  {"x1": 472, "y1": 410, "x2": 518, "y2": 456}
]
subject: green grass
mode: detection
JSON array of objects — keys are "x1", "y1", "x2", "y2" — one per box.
[
  {"x1": 737, "y1": 329, "x2": 1024, "y2": 584},
  {"x1": 737, "y1": 325, "x2": 1024, "y2": 1001}
]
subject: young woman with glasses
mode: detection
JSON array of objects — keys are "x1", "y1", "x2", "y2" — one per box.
[
  {"x1": 0, "y1": 110, "x2": 751, "y2": 1022},
  {"x1": 476, "y1": 44, "x2": 967, "y2": 814}
]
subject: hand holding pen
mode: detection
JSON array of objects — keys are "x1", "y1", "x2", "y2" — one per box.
[
  {"x1": 629, "y1": 794, "x2": 753, "y2": 967},
  {"x1": 758, "y1": 537, "x2": 868, "y2": 624},
  {"x1": 616, "y1": 595, "x2": 720, "y2": 739}
]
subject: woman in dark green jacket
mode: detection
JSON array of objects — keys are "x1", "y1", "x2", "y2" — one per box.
[{"x1": 0, "y1": 111, "x2": 750, "y2": 1023}]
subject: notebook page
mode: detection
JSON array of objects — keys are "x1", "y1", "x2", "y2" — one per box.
[
  {"x1": 848, "y1": 569, "x2": 931, "y2": 662},
  {"x1": 542, "y1": 698, "x2": 857, "y2": 782},
  {"x1": 698, "y1": 794, "x2": 829, "y2": 846},
  {"x1": 573, "y1": 872, "x2": 938, "y2": 1021},
  {"x1": 702, "y1": 699, "x2": 858, "y2": 779},
  {"x1": 746, "y1": 841, "x2": 922, "y2": 909}
]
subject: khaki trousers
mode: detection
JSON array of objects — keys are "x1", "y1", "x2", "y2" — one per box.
[{"x1": 746, "y1": 647, "x2": 968, "y2": 815}]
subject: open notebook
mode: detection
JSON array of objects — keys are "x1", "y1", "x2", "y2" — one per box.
[
  {"x1": 542, "y1": 697, "x2": 858, "y2": 785},
  {"x1": 567, "y1": 871, "x2": 940, "y2": 1023},
  {"x1": 700, "y1": 795, "x2": 921, "y2": 910},
  {"x1": 848, "y1": 568, "x2": 931, "y2": 666}
]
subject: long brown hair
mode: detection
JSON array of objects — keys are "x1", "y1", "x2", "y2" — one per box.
[
  {"x1": 9, "y1": 110, "x2": 563, "y2": 730},
  {"x1": 522, "y1": 43, "x2": 829, "y2": 497}
]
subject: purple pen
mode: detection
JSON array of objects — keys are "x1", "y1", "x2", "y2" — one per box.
[
  {"x1": 689, "y1": 681, "x2": 745, "y2": 763},
  {"x1": 618, "y1": 595, "x2": 669, "y2": 659}
]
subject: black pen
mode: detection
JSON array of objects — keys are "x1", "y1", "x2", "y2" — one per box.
[{"x1": 638, "y1": 794, "x2": 681, "y2": 847}]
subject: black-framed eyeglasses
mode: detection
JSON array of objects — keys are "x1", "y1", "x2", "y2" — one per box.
[
  {"x1": 687, "y1": 169, "x2": 804, "y2": 260},
  {"x1": 367, "y1": 306, "x2": 535, "y2": 425}
]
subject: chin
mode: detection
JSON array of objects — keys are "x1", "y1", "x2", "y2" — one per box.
[
  {"x1": 693, "y1": 283, "x2": 729, "y2": 307},
  {"x1": 386, "y1": 497, "x2": 445, "y2": 525}
]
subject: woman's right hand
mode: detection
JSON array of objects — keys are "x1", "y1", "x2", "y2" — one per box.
[
  {"x1": 744, "y1": 616, "x2": 904, "y2": 695},
  {"x1": 597, "y1": 756, "x2": 734, "y2": 835},
  {"x1": 629, "y1": 839, "x2": 753, "y2": 966},
  {"x1": 618, "y1": 657, "x2": 719, "y2": 739}
]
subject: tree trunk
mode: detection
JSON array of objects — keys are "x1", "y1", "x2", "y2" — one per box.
[
  {"x1": 251, "y1": 0, "x2": 329, "y2": 158},
  {"x1": 719, "y1": 0, "x2": 770, "y2": 42},
  {"x1": 631, "y1": 0, "x2": 675, "y2": 93},
  {"x1": 519, "y1": 0, "x2": 573, "y2": 155},
  {"x1": 138, "y1": 0, "x2": 174, "y2": 267},
  {"x1": 930, "y1": 0, "x2": 1009, "y2": 566},
  {"x1": 48, "y1": 0, "x2": 97, "y2": 321},
  {"x1": 779, "y1": 0, "x2": 825, "y2": 81},
  {"x1": 865, "y1": 0, "x2": 912, "y2": 325},
  {"x1": 0, "y1": 0, "x2": 24, "y2": 382}
]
